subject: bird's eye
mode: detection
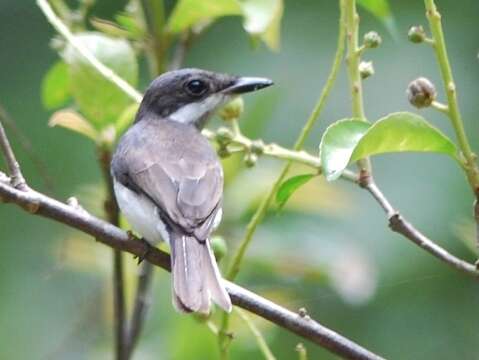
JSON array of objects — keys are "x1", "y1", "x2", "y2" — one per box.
[{"x1": 185, "y1": 79, "x2": 208, "y2": 96}]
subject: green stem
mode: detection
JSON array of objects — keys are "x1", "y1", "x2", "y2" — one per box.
[
  {"x1": 344, "y1": 0, "x2": 371, "y2": 175},
  {"x1": 140, "y1": 0, "x2": 168, "y2": 75},
  {"x1": 236, "y1": 309, "x2": 276, "y2": 360},
  {"x1": 225, "y1": 0, "x2": 346, "y2": 282},
  {"x1": 218, "y1": 2, "x2": 347, "y2": 358},
  {"x1": 424, "y1": 0, "x2": 479, "y2": 193},
  {"x1": 344, "y1": 0, "x2": 365, "y2": 120},
  {"x1": 296, "y1": 343, "x2": 308, "y2": 360}
]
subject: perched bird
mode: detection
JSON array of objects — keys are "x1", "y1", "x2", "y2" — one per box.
[{"x1": 111, "y1": 68, "x2": 273, "y2": 313}]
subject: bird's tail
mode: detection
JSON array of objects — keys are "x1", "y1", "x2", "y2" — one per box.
[{"x1": 170, "y1": 233, "x2": 232, "y2": 314}]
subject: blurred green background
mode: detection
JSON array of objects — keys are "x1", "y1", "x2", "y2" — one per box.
[{"x1": 1, "y1": 0, "x2": 479, "y2": 359}]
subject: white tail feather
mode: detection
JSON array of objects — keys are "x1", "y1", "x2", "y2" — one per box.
[{"x1": 171, "y1": 234, "x2": 232, "y2": 314}]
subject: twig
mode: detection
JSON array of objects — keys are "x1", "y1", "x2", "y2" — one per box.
[
  {"x1": 0, "y1": 104, "x2": 55, "y2": 192},
  {"x1": 169, "y1": 32, "x2": 193, "y2": 71},
  {"x1": 126, "y1": 261, "x2": 155, "y2": 357},
  {"x1": 98, "y1": 147, "x2": 127, "y2": 360},
  {"x1": 424, "y1": 0, "x2": 479, "y2": 194},
  {"x1": 363, "y1": 180, "x2": 479, "y2": 277},
  {"x1": 344, "y1": 0, "x2": 371, "y2": 175},
  {"x1": 235, "y1": 308, "x2": 276, "y2": 360},
  {"x1": 0, "y1": 181, "x2": 385, "y2": 360},
  {"x1": 36, "y1": 0, "x2": 142, "y2": 104},
  {"x1": 423, "y1": 0, "x2": 479, "y2": 253},
  {"x1": 140, "y1": 0, "x2": 167, "y2": 75},
  {"x1": 202, "y1": 129, "x2": 358, "y2": 183},
  {"x1": 0, "y1": 115, "x2": 27, "y2": 190}
]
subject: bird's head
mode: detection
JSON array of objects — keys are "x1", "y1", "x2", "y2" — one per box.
[{"x1": 136, "y1": 68, "x2": 273, "y2": 128}]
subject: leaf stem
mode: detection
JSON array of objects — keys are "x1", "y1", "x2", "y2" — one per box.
[{"x1": 424, "y1": 0, "x2": 479, "y2": 193}]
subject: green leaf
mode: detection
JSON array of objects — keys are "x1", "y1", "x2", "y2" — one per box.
[
  {"x1": 320, "y1": 119, "x2": 370, "y2": 181},
  {"x1": 167, "y1": 0, "x2": 242, "y2": 33},
  {"x1": 49, "y1": 109, "x2": 98, "y2": 141},
  {"x1": 115, "y1": 13, "x2": 145, "y2": 39},
  {"x1": 240, "y1": 0, "x2": 284, "y2": 50},
  {"x1": 357, "y1": 0, "x2": 396, "y2": 36},
  {"x1": 276, "y1": 174, "x2": 316, "y2": 210},
  {"x1": 350, "y1": 112, "x2": 458, "y2": 162},
  {"x1": 63, "y1": 32, "x2": 138, "y2": 129},
  {"x1": 41, "y1": 61, "x2": 71, "y2": 110},
  {"x1": 90, "y1": 18, "x2": 132, "y2": 38}
]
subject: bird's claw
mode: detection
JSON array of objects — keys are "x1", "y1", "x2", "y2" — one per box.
[{"x1": 133, "y1": 237, "x2": 151, "y2": 265}]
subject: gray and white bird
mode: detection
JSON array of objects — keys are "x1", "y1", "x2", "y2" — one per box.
[{"x1": 111, "y1": 68, "x2": 273, "y2": 314}]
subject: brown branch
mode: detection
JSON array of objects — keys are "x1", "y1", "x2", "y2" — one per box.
[
  {"x1": 126, "y1": 261, "x2": 154, "y2": 357},
  {"x1": 98, "y1": 147, "x2": 127, "y2": 360},
  {"x1": 0, "y1": 104, "x2": 55, "y2": 192},
  {"x1": 363, "y1": 180, "x2": 479, "y2": 277},
  {"x1": 0, "y1": 113, "x2": 27, "y2": 190},
  {"x1": 0, "y1": 180, "x2": 384, "y2": 360}
]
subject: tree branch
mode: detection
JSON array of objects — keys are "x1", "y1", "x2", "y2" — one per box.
[
  {"x1": 0, "y1": 180, "x2": 384, "y2": 360},
  {"x1": 363, "y1": 180, "x2": 479, "y2": 277},
  {"x1": 98, "y1": 147, "x2": 127, "y2": 360},
  {"x1": 0, "y1": 112, "x2": 27, "y2": 190},
  {"x1": 126, "y1": 261, "x2": 154, "y2": 357}
]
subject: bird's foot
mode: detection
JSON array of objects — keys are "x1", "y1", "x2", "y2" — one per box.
[{"x1": 134, "y1": 237, "x2": 152, "y2": 265}]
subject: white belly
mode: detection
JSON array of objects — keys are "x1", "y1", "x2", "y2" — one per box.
[{"x1": 113, "y1": 179, "x2": 170, "y2": 245}]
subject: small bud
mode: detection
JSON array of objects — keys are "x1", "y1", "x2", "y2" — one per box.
[
  {"x1": 217, "y1": 146, "x2": 231, "y2": 159},
  {"x1": 363, "y1": 31, "x2": 382, "y2": 49},
  {"x1": 408, "y1": 25, "x2": 426, "y2": 44},
  {"x1": 407, "y1": 77, "x2": 437, "y2": 108},
  {"x1": 210, "y1": 236, "x2": 228, "y2": 262},
  {"x1": 359, "y1": 61, "x2": 375, "y2": 79},
  {"x1": 250, "y1": 139, "x2": 265, "y2": 155},
  {"x1": 244, "y1": 152, "x2": 257, "y2": 168},
  {"x1": 215, "y1": 127, "x2": 234, "y2": 144},
  {"x1": 218, "y1": 97, "x2": 244, "y2": 121}
]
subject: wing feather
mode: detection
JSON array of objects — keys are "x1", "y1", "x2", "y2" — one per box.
[{"x1": 112, "y1": 119, "x2": 223, "y2": 238}]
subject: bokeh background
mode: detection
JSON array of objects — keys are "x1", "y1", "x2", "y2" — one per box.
[{"x1": 1, "y1": 0, "x2": 479, "y2": 359}]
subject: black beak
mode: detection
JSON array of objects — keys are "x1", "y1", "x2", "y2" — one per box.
[{"x1": 223, "y1": 77, "x2": 273, "y2": 95}]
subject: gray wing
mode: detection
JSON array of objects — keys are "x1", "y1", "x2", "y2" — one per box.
[{"x1": 112, "y1": 119, "x2": 223, "y2": 240}]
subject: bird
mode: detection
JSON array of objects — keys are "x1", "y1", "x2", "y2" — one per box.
[{"x1": 110, "y1": 68, "x2": 273, "y2": 314}]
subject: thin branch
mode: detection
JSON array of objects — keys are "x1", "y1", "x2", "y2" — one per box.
[
  {"x1": 0, "y1": 104, "x2": 55, "y2": 192},
  {"x1": 344, "y1": 0, "x2": 371, "y2": 176},
  {"x1": 363, "y1": 180, "x2": 479, "y2": 277},
  {"x1": 98, "y1": 147, "x2": 127, "y2": 360},
  {"x1": 169, "y1": 32, "x2": 193, "y2": 71},
  {"x1": 0, "y1": 181, "x2": 385, "y2": 360},
  {"x1": 236, "y1": 308, "x2": 276, "y2": 360},
  {"x1": 37, "y1": 0, "x2": 142, "y2": 104},
  {"x1": 424, "y1": 0, "x2": 479, "y2": 194},
  {"x1": 202, "y1": 129, "x2": 358, "y2": 183},
  {"x1": 126, "y1": 261, "x2": 155, "y2": 357},
  {"x1": 0, "y1": 113, "x2": 27, "y2": 190}
]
